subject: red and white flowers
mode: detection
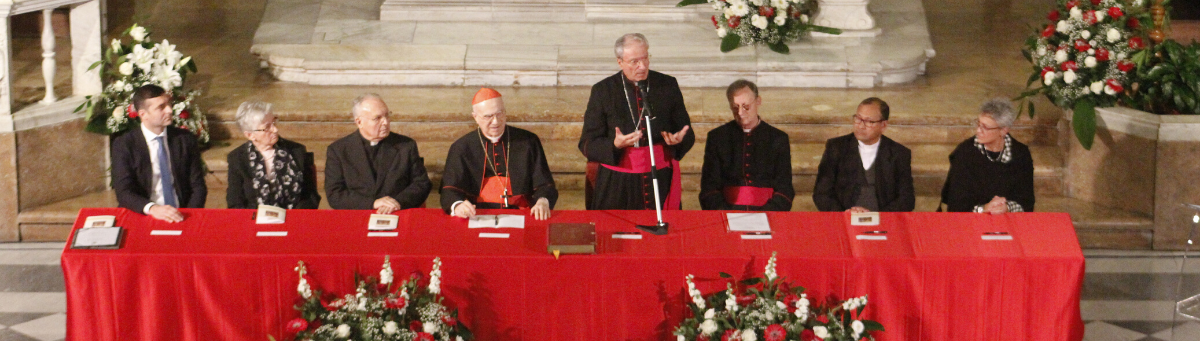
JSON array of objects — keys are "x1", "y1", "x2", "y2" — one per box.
[
  {"x1": 673, "y1": 252, "x2": 884, "y2": 341},
  {"x1": 679, "y1": 0, "x2": 837, "y2": 53}
]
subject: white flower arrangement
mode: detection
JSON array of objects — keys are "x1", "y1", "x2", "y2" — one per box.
[
  {"x1": 78, "y1": 23, "x2": 209, "y2": 145},
  {"x1": 678, "y1": 0, "x2": 839, "y2": 53}
]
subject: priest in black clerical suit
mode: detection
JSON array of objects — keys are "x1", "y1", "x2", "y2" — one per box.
[
  {"x1": 441, "y1": 88, "x2": 558, "y2": 220},
  {"x1": 579, "y1": 33, "x2": 694, "y2": 210},
  {"x1": 813, "y1": 98, "x2": 915, "y2": 212},
  {"x1": 700, "y1": 80, "x2": 794, "y2": 211},
  {"x1": 325, "y1": 94, "x2": 432, "y2": 214}
]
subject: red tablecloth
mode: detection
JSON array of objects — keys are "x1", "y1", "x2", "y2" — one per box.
[{"x1": 61, "y1": 208, "x2": 1084, "y2": 341}]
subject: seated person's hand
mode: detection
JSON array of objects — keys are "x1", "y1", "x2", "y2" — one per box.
[
  {"x1": 985, "y1": 196, "x2": 1009, "y2": 215},
  {"x1": 845, "y1": 206, "x2": 870, "y2": 213},
  {"x1": 531, "y1": 198, "x2": 551, "y2": 221},
  {"x1": 148, "y1": 204, "x2": 184, "y2": 223},
  {"x1": 453, "y1": 200, "x2": 477, "y2": 219},
  {"x1": 374, "y1": 196, "x2": 401, "y2": 214}
]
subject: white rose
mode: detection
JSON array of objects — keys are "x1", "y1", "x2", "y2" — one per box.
[
  {"x1": 457, "y1": 337, "x2": 465, "y2": 341},
  {"x1": 112, "y1": 105, "x2": 124, "y2": 118},
  {"x1": 1117, "y1": 52, "x2": 1127, "y2": 60},
  {"x1": 1056, "y1": 20, "x2": 1070, "y2": 34},
  {"x1": 1105, "y1": 85, "x2": 1118, "y2": 95},
  {"x1": 797, "y1": 296, "x2": 809, "y2": 308},
  {"x1": 129, "y1": 25, "x2": 147, "y2": 42},
  {"x1": 423, "y1": 321, "x2": 439, "y2": 333},
  {"x1": 112, "y1": 80, "x2": 126, "y2": 91},
  {"x1": 1088, "y1": 48, "x2": 1095, "y2": 55},
  {"x1": 717, "y1": 27, "x2": 728, "y2": 38},
  {"x1": 677, "y1": 335, "x2": 686, "y2": 341},
  {"x1": 1095, "y1": 11, "x2": 1106, "y2": 23},
  {"x1": 704, "y1": 309, "x2": 715, "y2": 319},
  {"x1": 1043, "y1": 71, "x2": 1057, "y2": 86},
  {"x1": 1090, "y1": 81, "x2": 1105, "y2": 94},
  {"x1": 1069, "y1": 7, "x2": 1082, "y2": 20},
  {"x1": 851, "y1": 320, "x2": 865, "y2": 338},
  {"x1": 1063, "y1": 70, "x2": 1077, "y2": 83},
  {"x1": 774, "y1": 14, "x2": 786, "y2": 26},
  {"x1": 110, "y1": 39, "x2": 122, "y2": 52},
  {"x1": 750, "y1": 0, "x2": 764, "y2": 6},
  {"x1": 334, "y1": 324, "x2": 351, "y2": 338},
  {"x1": 771, "y1": 0, "x2": 788, "y2": 8},
  {"x1": 751, "y1": 15, "x2": 768, "y2": 29},
  {"x1": 1054, "y1": 49, "x2": 1069, "y2": 63},
  {"x1": 699, "y1": 319, "x2": 719, "y2": 335},
  {"x1": 801, "y1": 14, "x2": 809, "y2": 23},
  {"x1": 383, "y1": 321, "x2": 399, "y2": 335},
  {"x1": 741, "y1": 329, "x2": 757, "y2": 341},
  {"x1": 725, "y1": 8, "x2": 736, "y2": 19},
  {"x1": 1080, "y1": 30, "x2": 1091, "y2": 39},
  {"x1": 119, "y1": 62, "x2": 134, "y2": 76},
  {"x1": 1107, "y1": 28, "x2": 1121, "y2": 42},
  {"x1": 813, "y1": 326, "x2": 830, "y2": 339},
  {"x1": 1036, "y1": 45, "x2": 1047, "y2": 56},
  {"x1": 1084, "y1": 56, "x2": 1097, "y2": 68},
  {"x1": 776, "y1": 301, "x2": 787, "y2": 310}
]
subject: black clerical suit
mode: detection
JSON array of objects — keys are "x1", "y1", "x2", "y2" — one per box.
[
  {"x1": 813, "y1": 134, "x2": 915, "y2": 212},
  {"x1": 226, "y1": 138, "x2": 321, "y2": 209},
  {"x1": 578, "y1": 70, "x2": 695, "y2": 210},
  {"x1": 700, "y1": 121, "x2": 795, "y2": 211},
  {"x1": 325, "y1": 132, "x2": 432, "y2": 210},
  {"x1": 440, "y1": 127, "x2": 557, "y2": 213},
  {"x1": 111, "y1": 126, "x2": 207, "y2": 212},
  {"x1": 941, "y1": 135, "x2": 1035, "y2": 212}
]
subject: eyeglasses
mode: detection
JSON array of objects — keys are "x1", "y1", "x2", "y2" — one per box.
[
  {"x1": 975, "y1": 120, "x2": 1003, "y2": 132},
  {"x1": 620, "y1": 55, "x2": 651, "y2": 67},
  {"x1": 476, "y1": 111, "x2": 506, "y2": 121},
  {"x1": 852, "y1": 115, "x2": 885, "y2": 126},
  {"x1": 253, "y1": 121, "x2": 278, "y2": 132},
  {"x1": 731, "y1": 103, "x2": 753, "y2": 112}
]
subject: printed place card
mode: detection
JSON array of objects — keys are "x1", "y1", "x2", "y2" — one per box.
[
  {"x1": 981, "y1": 235, "x2": 1014, "y2": 241},
  {"x1": 850, "y1": 212, "x2": 880, "y2": 226},
  {"x1": 611, "y1": 233, "x2": 643, "y2": 240},
  {"x1": 150, "y1": 230, "x2": 183, "y2": 236},
  {"x1": 256, "y1": 205, "x2": 286, "y2": 224},
  {"x1": 256, "y1": 231, "x2": 288, "y2": 237},
  {"x1": 855, "y1": 235, "x2": 888, "y2": 241},
  {"x1": 478, "y1": 233, "x2": 510, "y2": 239},
  {"x1": 367, "y1": 232, "x2": 399, "y2": 237},
  {"x1": 369, "y1": 214, "x2": 399, "y2": 231},
  {"x1": 740, "y1": 234, "x2": 773, "y2": 240},
  {"x1": 82, "y1": 215, "x2": 116, "y2": 228}
]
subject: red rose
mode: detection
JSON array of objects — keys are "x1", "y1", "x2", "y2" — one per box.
[
  {"x1": 721, "y1": 330, "x2": 739, "y2": 341},
  {"x1": 1047, "y1": 10, "x2": 1059, "y2": 22},
  {"x1": 1106, "y1": 79, "x2": 1124, "y2": 93},
  {"x1": 800, "y1": 330, "x2": 820, "y2": 341},
  {"x1": 285, "y1": 318, "x2": 308, "y2": 333},
  {"x1": 179, "y1": 110, "x2": 190, "y2": 120},
  {"x1": 441, "y1": 315, "x2": 457, "y2": 327},
  {"x1": 765, "y1": 324, "x2": 787, "y2": 341},
  {"x1": 1084, "y1": 10, "x2": 1097, "y2": 25},
  {"x1": 1061, "y1": 61, "x2": 1079, "y2": 71},
  {"x1": 1041, "y1": 24, "x2": 1055, "y2": 38},
  {"x1": 126, "y1": 104, "x2": 138, "y2": 118},
  {"x1": 1127, "y1": 17, "x2": 1140, "y2": 30},
  {"x1": 1040, "y1": 66, "x2": 1056, "y2": 78},
  {"x1": 1095, "y1": 48, "x2": 1110, "y2": 62},
  {"x1": 698, "y1": 334, "x2": 711, "y2": 341},
  {"x1": 1074, "y1": 39, "x2": 1090, "y2": 52},
  {"x1": 414, "y1": 332, "x2": 434, "y2": 341},
  {"x1": 712, "y1": 15, "x2": 719, "y2": 28},
  {"x1": 409, "y1": 320, "x2": 423, "y2": 332},
  {"x1": 815, "y1": 314, "x2": 829, "y2": 323},
  {"x1": 322, "y1": 298, "x2": 346, "y2": 311},
  {"x1": 729, "y1": 16, "x2": 741, "y2": 28},
  {"x1": 784, "y1": 294, "x2": 800, "y2": 313},
  {"x1": 385, "y1": 296, "x2": 407, "y2": 309},
  {"x1": 1129, "y1": 36, "x2": 1145, "y2": 50},
  {"x1": 1117, "y1": 60, "x2": 1135, "y2": 72},
  {"x1": 759, "y1": 6, "x2": 775, "y2": 18},
  {"x1": 1108, "y1": 7, "x2": 1123, "y2": 19},
  {"x1": 1090, "y1": 0, "x2": 1101, "y2": 5},
  {"x1": 1066, "y1": 0, "x2": 1080, "y2": 9},
  {"x1": 736, "y1": 294, "x2": 756, "y2": 306}
]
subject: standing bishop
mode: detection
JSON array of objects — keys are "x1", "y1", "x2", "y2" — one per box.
[
  {"x1": 441, "y1": 88, "x2": 558, "y2": 220},
  {"x1": 579, "y1": 33, "x2": 695, "y2": 210}
]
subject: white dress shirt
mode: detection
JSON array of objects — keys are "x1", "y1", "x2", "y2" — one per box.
[
  {"x1": 141, "y1": 124, "x2": 177, "y2": 213},
  {"x1": 858, "y1": 139, "x2": 880, "y2": 170}
]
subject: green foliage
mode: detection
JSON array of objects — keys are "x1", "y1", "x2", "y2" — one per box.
[
  {"x1": 1073, "y1": 99, "x2": 1097, "y2": 150},
  {"x1": 1133, "y1": 40, "x2": 1200, "y2": 115},
  {"x1": 721, "y1": 33, "x2": 741, "y2": 53}
]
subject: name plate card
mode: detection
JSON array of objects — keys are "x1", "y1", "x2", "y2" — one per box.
[
  {"x1": 368, "y1": 232, "x2": 399, "y2": 237},
  {"x1": 740, "y1": 233, "x2": 773, "y2": 240},
  {"x1": 611, "y1": 232, "x2": 643, "y2": 240},
  {"x1": 856, "y1": 231, "x2": 888, "y2": 240},
  {"x1": 256, "y1": 205, "x2": 286, "y2": 224},
  {"x1": 469, "y1": 215, "x2": 525, "y2": 229},
  {"x1": 369, "y1": 214, "x2": 399, "y2": 231},
  {"x1": 850, "y1": 212, "x2": 880, "y2": 226},
  {"x1": 256, "y1": 231, "x2": 288, "y2": 237},
  {"x1": 82, "y1": 215, "x2": 116, "y2": 228},
  {"x1": 150, "y1": 230, "x2": 183, "y2": 236},
  {"x1": 479, "y1": 233, "x2": 510, "y2": 239},
  {"x1": 982, "y1": 232, "x2": 1013, "y2": 241}
]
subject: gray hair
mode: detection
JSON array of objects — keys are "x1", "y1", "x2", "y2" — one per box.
[
  {"x1": 614, "y1": 33, "x2": 649, "y2": 59},
  {"x1": 235, "y1": 101, "x2": 273, "y2": 132},
  {"x1": 351, "y1": 93, "x2": 384, "y2": 118},
  {"x1": 980, "y1": 98, "x2": 1016, "y2": 128}
]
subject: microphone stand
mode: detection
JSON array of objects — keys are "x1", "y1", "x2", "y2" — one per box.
[{"x1": 635, "y1": 85, "x2": 669, "y2": 235}]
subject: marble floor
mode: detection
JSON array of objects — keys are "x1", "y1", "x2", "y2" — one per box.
[{"x1": 3, "y1": 243, "x2": 1200, "y2": 341}]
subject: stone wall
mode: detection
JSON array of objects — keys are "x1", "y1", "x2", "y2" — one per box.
[{"x1": 15, "y1": 118, "x2": 106, "y2": 210}]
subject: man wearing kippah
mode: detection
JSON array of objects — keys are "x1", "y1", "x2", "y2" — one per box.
[{"x1": 440, "y1": 88, "x2": 558, "y2": 220}]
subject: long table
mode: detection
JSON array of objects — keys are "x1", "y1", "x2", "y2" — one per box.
[{"x1": 61, "y1": 208, "x2": 1084, "y2": 341}]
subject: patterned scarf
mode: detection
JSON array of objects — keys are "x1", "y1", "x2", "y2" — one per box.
[
  {"x1": 247, "y1": 142, "x2": 303, "y2": 209},
  {"x1": 974, "y1": 134, "x2": 1012, "y2": 164}
]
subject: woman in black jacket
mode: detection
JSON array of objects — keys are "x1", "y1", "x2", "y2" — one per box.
[
  {"x1": 227, "y1": 101, "x2": 320, "y2": 209},
  {"x1": 941, "y1": 98, "x2": 1035, "y2": 213}
]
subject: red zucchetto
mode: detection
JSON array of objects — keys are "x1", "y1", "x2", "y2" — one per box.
[{"x1": 472, "y1": 88, "x2": 502, "y2": 105}]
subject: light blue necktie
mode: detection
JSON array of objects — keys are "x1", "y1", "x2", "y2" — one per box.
[{"x1": 155, "y1": 136, "x2": 178, "y2": 207}]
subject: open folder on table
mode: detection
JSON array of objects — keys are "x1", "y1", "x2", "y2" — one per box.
[
  {"x1": 726, "y1": 213, "x2": 771, "y2": 232},
  {"x1": 469, "y1": 214, "x2": 525, "y2": 228}
]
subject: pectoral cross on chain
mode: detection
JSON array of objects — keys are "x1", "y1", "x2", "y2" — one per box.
[{"x1": 502, "y1": 188, "x2": 511, "y2": 208}]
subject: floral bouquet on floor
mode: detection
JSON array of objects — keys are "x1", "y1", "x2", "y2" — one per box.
[
  {"x1": 279, "y1": 257, "x2": 473, "y2": 341},
  {"x1": 676, "y1": 0, "x2": 840, "y2": 53},
  {"x1": 1016, "y1": 0, "x2": 1152, "y2": 150},
  {"x1": 673, "y1": 252, "x2": 883, "y2": 341},
  {"x1": 78, "y1": 23, "x2": 209, "y2": 145}
]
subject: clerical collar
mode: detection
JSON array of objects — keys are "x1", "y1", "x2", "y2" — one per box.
[{"x1": 483, "y1": 131, "x2": 503, "y2": 143}]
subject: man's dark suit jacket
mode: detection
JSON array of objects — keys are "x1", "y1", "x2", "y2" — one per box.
[
  {"x1": 813, "y1": 134, "x2": 915, "y2": 212},
  {"x1": 111, "y1": 126, "x2": 208, "y2": 213},
  {"x1": 226, "y1": 138, "x2": 321, "y2": 209},
  {"x1": 325, "y1": 132, "x2": 432, "y2": 210}
]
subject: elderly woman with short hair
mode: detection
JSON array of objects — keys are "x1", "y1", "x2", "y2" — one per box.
[
  {"x1": 227, "y1": 101, "x2": 321, "y2": 209},
  {"x1": 940, "y1": 98, "x2": 1035, "y2": 213}
]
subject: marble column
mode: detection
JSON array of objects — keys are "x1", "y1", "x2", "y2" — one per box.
[
  {"x1": 70, "y1": 0, "x2": 102, "y2": 97},
  {"x1": 0, "y1": 10, "x2": 16, "y2": 241}
]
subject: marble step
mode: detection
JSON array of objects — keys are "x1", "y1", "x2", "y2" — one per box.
[
  {"x1": 14, "y1": 189, "x2": 1153, "y2": 250},
  {"x1": 380, "y1": 0, "x2": 709, "y2": 23},
  {"x1": 200, "y1": 139, "x2": 1065, "y2": 195}
]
